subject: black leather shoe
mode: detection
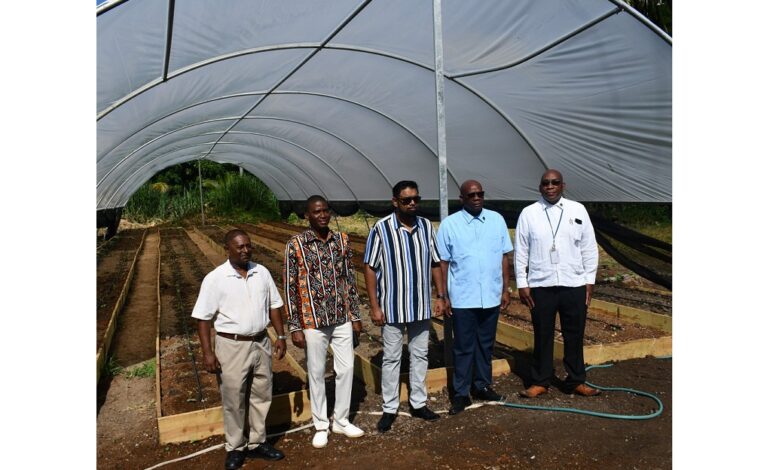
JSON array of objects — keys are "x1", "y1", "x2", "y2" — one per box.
[
  {"x1": 377, "y1": 412, "x2": 397, "y2": 432},
  {"x1": 225, "y1": 450, "x2": 245, "y2": 469},
  {"x1": 410, "y1": 405, "x2": 440, "y2": 421},
  {"x1": 247, "y1": 442, "x2": 285, "y2": 461},
  {"x1": 448, "y1": 395, "x2": 471, "y2": 415},
  {"x1": 471, "y1": 386, "x2": 505, "y2": 402}
]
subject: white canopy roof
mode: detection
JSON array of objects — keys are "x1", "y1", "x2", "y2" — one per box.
[{"x1": 97, "y1": 0, "x2": 671, "y2": 211}]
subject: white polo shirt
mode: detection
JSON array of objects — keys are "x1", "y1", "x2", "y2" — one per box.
[
  {"x1": 192, "y1": 260, "x2": 284, "y2": 335},
  {"x1": 514, "y1": 196, "x2": 598, "y2": 288}
]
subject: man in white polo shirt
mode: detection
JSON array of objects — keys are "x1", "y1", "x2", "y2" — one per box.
[{"x1": 193, "y1": 229, "x2": 287, "y2": 470}]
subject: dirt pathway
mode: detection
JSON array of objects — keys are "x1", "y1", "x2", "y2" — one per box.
[{"x1": 110, "y1": 229, "x2": 160, "y2": 367}]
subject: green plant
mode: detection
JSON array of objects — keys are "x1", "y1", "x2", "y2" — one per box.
[
  {"x1": 104, "y1": 356, "x2": 123, "y2": 377},
  {"x1": 124, "y1": 359, "x2": 156, "y2": 378}
]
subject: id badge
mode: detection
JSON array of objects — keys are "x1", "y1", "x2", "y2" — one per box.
[{"x1": 550, "y1": 248, "x2": 560, "y2": 264}]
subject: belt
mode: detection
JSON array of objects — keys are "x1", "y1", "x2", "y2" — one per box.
[{"x1": 217, "y1": 330, "x2": 267, "y2": 342}]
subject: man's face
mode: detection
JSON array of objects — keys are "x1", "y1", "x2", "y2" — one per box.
[
  {"x1": 539, "y1": 171, "x2": 565, "y2": 204},
  {"x1": 226, "y1": 234, "x2": 252, "y2": 268},
  {"x1": 306, "y1": 200, "x2": 331, "y2": 232},
  {"x1": 392, "y1": 186, "x2": 420, "y2": 217},
  {"x1": 460, "y1": 182, "x2": 485, "y2": 213}
]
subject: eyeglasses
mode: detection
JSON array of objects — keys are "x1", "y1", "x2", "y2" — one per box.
[
  {"x1": 464, "y1": 191, "x2": 485, "y2": 199},
  {"x1": 398, "y1": 196, "x2": 422, "y2": 205},
  {"x1": 540, "y1": 179, "x2": 562, "y2": 187}
]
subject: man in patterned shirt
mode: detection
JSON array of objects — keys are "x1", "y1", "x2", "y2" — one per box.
[
  {"x1": 364, "y1": 180, "x2": 447, "y2": 433},
  {"x1": 283, "y1": 195, "x2": 364, "y2": 449}
]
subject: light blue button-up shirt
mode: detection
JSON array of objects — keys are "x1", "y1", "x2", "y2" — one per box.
[{"x1": 437, "y1": 208, "x2": 513, "y2": 308}]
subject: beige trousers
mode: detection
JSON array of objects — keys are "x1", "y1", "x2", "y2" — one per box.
[{"x1": 215, "y1": 335, "x2": 272, "y2": 452}]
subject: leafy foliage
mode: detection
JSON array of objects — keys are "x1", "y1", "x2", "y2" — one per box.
[{"x1": 123, "y1": 162, "x2": 280, "y2": 223}]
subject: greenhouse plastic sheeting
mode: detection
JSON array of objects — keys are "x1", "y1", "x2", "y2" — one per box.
[{"x1": 97, "y1": 0, "x2": 671, "y2": 211}]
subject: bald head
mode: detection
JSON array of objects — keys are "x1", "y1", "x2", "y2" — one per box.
[
  {"x1": 460, "y1": 180, "x2": 482, "y2": 196},
  {"x1": 541, "y1": 169, "x2": 563, "y2": 182}
]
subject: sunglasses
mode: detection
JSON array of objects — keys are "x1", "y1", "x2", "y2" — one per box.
[
  {"x1": 540, "y1": 179, "x2": 562, "y2": 187},
  {"x1": 398, "y1": 196, "x2": 422, "y2": 205},
  {"x1": 464, "y1": 191, "x2": 485, "y2": 199}
]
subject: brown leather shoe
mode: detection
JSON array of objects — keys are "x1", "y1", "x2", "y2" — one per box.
[
  {"x1": 518, "y1": 385, "x2": 549, "y2": 398},
  {"x1": 573, "y1": 384, "x2": 601, "y2": 396}
]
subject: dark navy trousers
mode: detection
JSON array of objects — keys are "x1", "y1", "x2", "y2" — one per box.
[{"x1": 451, "y1": 306, "x2": 500, "y2": 397}]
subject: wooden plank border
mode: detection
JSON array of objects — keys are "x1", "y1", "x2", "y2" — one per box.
[
  {"x1": 157, "y1": 389, "x2": 313, "y2": 444},
  {"x1": 96, "y1": 228, "x2": 148, "y2": 382}
]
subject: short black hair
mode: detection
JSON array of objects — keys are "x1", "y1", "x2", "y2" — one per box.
[
  {"x1": 392, "y1": 180, "x2": 419, "y2": 198},
  {"x1": 224, "y1": 229, "x2": 248, "y2": 246},
  {"x1": 306, "y1": 195, "x2": 328, "y2": 211}
]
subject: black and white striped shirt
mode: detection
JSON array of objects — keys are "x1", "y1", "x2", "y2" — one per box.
[{"x1": 363, "y1": 213, "x2": 440, "y2": 324}]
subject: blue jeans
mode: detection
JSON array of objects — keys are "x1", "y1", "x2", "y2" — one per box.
[{"x1": 451, "y1": 306, "x2": 500, "y2": 397}]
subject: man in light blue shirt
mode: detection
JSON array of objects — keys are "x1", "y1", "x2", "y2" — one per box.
[{"x1": 437, "y1": 180, "x2": 513, "y2": 415}]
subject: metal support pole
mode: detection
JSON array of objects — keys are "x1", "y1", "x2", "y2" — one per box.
[
  {"x1": 198, "y1": 159, "x2": 205, "y2": 225},
  {"x1": 433, "y1": 0, "x2": 453, "y2": 368}
]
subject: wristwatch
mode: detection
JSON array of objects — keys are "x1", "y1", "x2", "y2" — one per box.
[
  {"x1": 506, "y1": 286, "x2": 514, "y2": 294},
  {"x1": 277, "y1": 335, "x2": 287, "y2": 340},
  {"x1": 436, "y1": 293, "x2": 447, "y2": 300}
]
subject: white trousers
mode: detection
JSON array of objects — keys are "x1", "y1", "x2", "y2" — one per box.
[
  {"x1": 303, "y1": 322, "x2": 355, "y2": 430},
  {"x1": 381, "y1": 319, "x2": 430, "y2": 413}
]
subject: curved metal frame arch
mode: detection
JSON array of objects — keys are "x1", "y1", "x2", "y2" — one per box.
[
  {"x1": 98, "y1": 90, "x2": 462, "y2": 196},
  {"x1": 98, "y1": 108, "x2": 392, "y2": 192},
  {"x1": 97, "y1": 41, "x2": 539, "y2": 190},
  {"x1": 224, "y1": 131, "x2": 358, "y2": 201}
]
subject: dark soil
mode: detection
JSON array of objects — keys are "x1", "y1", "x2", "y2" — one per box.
[
  {"x1": 98, "y1": 355, "x2": 671, "y2": 469},
  {"x1": 96, "y1": 228, "x2": 146, "y2": 352}
]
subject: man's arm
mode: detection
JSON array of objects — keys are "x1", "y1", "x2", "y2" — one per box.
[
  {"x1": 196, "y1": 320, "x2": 220, "y2": 373},
  {"x1": 283, "y1": 240, "x2": 306, "y2": 349},
  {"x1": 580, "y1": 211, "x2": 599, "y2": 307},
  {"x1": 269, "y1": 307, "x2": 286, "y2": 359},
  {"x1": 364, "y1": 264, "x2": 385, "y2": 326},
  {"x1": 500, "y1": 252, "x2": 511, "y2": 311},
  {"x1": 514, "y1": 213, "x2": 534, "y2": 309},
  {"x1": 342, "y1": 234, "x2": 363, "y2": 337},
  {"x1": 431, "y1": 263, "x2": 446, "y2": 317},
  {"x1": 439, "y1": 260, "x2": 452, "y2": 317}
]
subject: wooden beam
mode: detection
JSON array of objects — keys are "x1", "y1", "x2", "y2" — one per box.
[
  {"x1": 590, "y1": 299, "x2": 671, "y2": 334},
  {"x1": 157, "y1": 389, "x2": 313, "y2": 444}
]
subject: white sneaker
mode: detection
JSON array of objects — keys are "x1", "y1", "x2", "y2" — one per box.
[
  {"x1": 312, "y1": 430, "x2": 328, "y2": 448},
  {"x1": 332, "y1": 421, "x2": 365, "y2": 438}
]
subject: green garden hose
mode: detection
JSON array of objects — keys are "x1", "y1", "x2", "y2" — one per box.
[{"x1": 498, "y1": 360, "x2": 667, "y2": 420}]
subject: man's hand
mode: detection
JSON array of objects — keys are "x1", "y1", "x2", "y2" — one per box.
[
  {"x1": 352, "y1": 320, "x2": 362, "y2": 339},
  {"x1": 203, "y1": 351, "x2": 220, "y2": 373},
  {"x1": 585, "y1": 284, "x2": 594, "y2": 307},
  {"x1": 433, "y1": 298, "x2": 447, "y2": 318},
  {"x1": 501, "y1": 290, "x2": 511, "y2": 312},
  {"x1": 518, "y1": 287, "x2": 535, "y2": 309},
  {"x1": 291, "y1": 331, "x2": 306, "y2": 349},
  {"x1": 274, "y1": 338, "x2": 286, "y2": 359},
  {"x1": 370, "y1": 305, "x2": 386, "y2": 326}
]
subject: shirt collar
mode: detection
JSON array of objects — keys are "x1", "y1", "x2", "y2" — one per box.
[
  {"x1": 302, "y1": 228, "x2": 336, "y2": 244},
  {"x1": 225, "y1": 260, "x2": 258, "y2": 278},
  {"x1": 461, "y1": 208, "x2": 486, "y2": 223},
  {"x1": 538, "y1": 195, "x2": 567, "y2": 210},
  {"x1": 390, "y1": 212, "x2": 421, "y2": 231}
]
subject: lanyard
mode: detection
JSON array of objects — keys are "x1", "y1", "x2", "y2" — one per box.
[{"x1": 544, "y1": 205, "x2": 564, "y2": 250}]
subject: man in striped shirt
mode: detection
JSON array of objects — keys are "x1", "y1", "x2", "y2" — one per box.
[
  {"x1": 363, "y1": 180, "x2": 447, "y2": 433},
  {"x1": 284, "y1": 195, "x2": 364, "y2": 448}
]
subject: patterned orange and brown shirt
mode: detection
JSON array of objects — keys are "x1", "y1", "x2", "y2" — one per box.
[{"x1": 283, "y1": 229, "x2": 361, "y2": 332}]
